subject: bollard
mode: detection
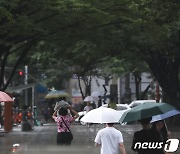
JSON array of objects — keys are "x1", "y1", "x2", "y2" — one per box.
[{"x1": 4, "y1": 102, "x2": 13, "y2": 132}]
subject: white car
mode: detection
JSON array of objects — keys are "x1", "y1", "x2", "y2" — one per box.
[
  {"x1": 128, "y1": 100, "x2": 156, "y2": 108},
  {"x1": 100, "y1": 104, "x2": 130, "y2": 111},
  {"x1": 75, "y1": 111, "x2": 87, "y2": 125}
]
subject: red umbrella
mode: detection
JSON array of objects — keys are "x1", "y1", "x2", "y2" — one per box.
[{"x1": 0, "y1": 91, "x2": 13, "y2": 102}]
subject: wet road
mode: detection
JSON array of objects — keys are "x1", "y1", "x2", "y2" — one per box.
[{"x1": 0, "y1": 123, "x2": 180, "y2": 154}]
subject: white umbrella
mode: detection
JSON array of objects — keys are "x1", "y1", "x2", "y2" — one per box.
[
  {"x1": 151, "y1": 109, "x2": 180, "y2": 123},
  {"x1": 84, "y1": 96, "x2": 98, "y2": 102},
  {"x1": 80, "y1": 107, "x2": 124, "y2": 124}
]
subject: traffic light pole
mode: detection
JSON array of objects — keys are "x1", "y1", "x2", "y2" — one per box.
[{"x1": 24, "y1": 65, "x2": 28, "y2": 106}]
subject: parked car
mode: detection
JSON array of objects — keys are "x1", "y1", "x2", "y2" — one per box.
[
  {"x1": 100, "y1": 104, "x2": 130, "y2": 111},
  {"x1": 75, "y1": 110, "x2": 88, "y2": 125},
  {"x1": 128, "y1": 100, "x2": 156, "y2": 108}
]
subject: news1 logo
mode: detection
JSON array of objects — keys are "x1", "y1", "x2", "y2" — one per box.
[
  {"x1": 134, "y1": 139, "x2": 179, "y2": 152},
  {"x1": 164, "y1": 139, "x2": 179, "y2": 152}
]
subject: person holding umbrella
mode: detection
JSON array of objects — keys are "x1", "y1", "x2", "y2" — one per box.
[
  {"x1": 118, "y1": 102, "x2": 179, "y2": 154},
  {"x1": 83, "y1": 102, "x2": 93, "y2": 113},
  {"x1": 131, "y1": 117, "x2": 164, "y2": 154},
  {"x1": 151, "y1": 120, "x2": 171, "y2": 143},
  {"x1": 94, "y1": 123, "x2": 126, "y2": 154}
]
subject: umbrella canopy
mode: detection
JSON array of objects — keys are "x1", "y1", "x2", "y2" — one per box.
[
  {"x1": 45, "y1": 90, "x2": 70, "y2": 99},
  {"x1": 80, "y1": 107, "x2": 125, "y2": 124},
  {"x1": 119, "y1": 102, "x2": 177, "y2": 124},
  {"x1": 151, "y1": 109, "x2": 180, "y2": 123},
  {"x1": 0, "y1": 91, "x2": 13, "y2": 102},
  {"x1": 84, "y1": 96, "x2": 98, "y2": 102},
  {"x1": 54, "y1": 100, "x2": 69, "y2": 111}
]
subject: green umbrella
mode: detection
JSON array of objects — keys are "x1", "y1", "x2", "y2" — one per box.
[{"x1": 119, "y1": 102, "x2": 177, "y2": 124}]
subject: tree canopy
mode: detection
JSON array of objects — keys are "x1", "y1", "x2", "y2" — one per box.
[{"x1": 0, "y1": 0, "x2": 180, "y2": 107}]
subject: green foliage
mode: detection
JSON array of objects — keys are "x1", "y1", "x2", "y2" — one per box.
[
  {"x1": 108, "y1": 101, "x2": 117, "y2": 110},
  {"x1": 0, "y1": 0, "x2": 179, "y2": 105}
]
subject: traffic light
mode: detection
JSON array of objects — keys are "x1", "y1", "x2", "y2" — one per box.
[
  {"x1": 19, "y1": 71, "x2": 23, "y2": 76},
  {"x1": 18, "y1": 70, "x2": 24, "y2": 84}
]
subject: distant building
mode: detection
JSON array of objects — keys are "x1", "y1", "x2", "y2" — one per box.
[{"x1": 68, "y1": 72, "x2": 156, "y2": 105}]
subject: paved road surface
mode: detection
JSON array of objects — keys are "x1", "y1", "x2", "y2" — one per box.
[{"x1": 0, "y1": 123, "x2": 180, "y2": 154}]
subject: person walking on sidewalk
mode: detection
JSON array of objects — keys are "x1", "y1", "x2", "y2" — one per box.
[
  {"x1": 94, "y1": 123, "x2": 126, "y2": 154},
  {"x1": 52, "y1": 105, "x2": 79, "y2": 145}
]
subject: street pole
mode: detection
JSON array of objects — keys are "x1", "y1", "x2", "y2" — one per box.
[
  {"x1": 155, "y1": 81, "x2": 160, "y2": 102},
  {"x1": 24, "y1": 65, "x2": 28, "y2": 106},
  {"x1": 124, "y1": 73, "x2": 131, "y2": 104},
  {"x1": 32, "y1": 86, "x2": 35, "y2": 116}
]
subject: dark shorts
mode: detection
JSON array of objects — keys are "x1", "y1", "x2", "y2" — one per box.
[{"x1": 57, "y1": 132, "x2": 72, "y2": 145}]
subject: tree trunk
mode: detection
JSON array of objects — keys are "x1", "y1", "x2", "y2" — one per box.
[
  {"x1": 147, "y1": 57, "x2": 180, "y2": 108},
  {"x1": 141, "y1": 84, "x2": 151, "y2": 100},
  {"x1": 77, "y1": 75, "x2": 84, "y2": 99},
  {"x1": 133, "y1": 72, "x2": 141, "y2": 100},
  {"x1": 83, "y1": 76, "x2": 91, "y2": 96}
]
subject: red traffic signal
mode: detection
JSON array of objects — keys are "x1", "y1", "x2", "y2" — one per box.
[{"x1": 19, "y1": 71, "x2": 23, "y2": 76}]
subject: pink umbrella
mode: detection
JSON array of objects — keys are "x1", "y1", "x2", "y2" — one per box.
[{"x1": 0, "y1": 91, "x2": 13, "y2": 102}]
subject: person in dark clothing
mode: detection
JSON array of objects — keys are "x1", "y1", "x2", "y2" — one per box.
[
  {"x1": 22, "y1": 106, "x2": 28, "y2": 122},
  {"x1": 98, "y1": 96, "x2": 102, "y2": 108},
  {"x1": 151, "y1": 120, "x2": 170, "y2": 143},
  {"x1": 0, "y1": 105, "x2": 4, "y2": 128},
  {"x1": 42, "y1": 107, "x2": 50, "y2": 123},
  {"x1": 21, "y1": 105, "x2": 32, "y2": 131},
  {"x1": 131, "y1": 117, "x2": 164, "y2": 154}
]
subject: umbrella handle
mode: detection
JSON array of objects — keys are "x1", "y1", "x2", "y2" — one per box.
[
  {"x1": 163, "y1": 120, "x2": 171, "y2": 138},
  {"x1": 163, "y1": 120, "x2": 168, "y2": 131}
]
